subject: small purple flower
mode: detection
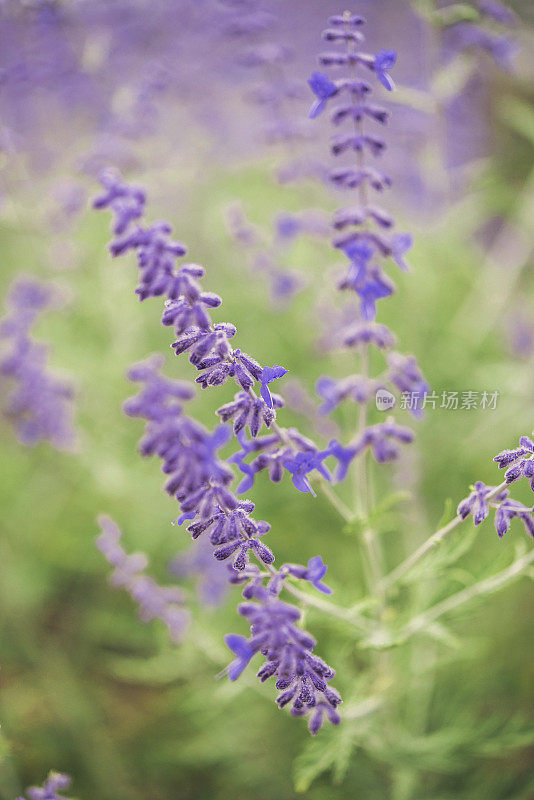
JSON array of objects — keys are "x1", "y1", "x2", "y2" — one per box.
[
  {"x1": 494, "y1": 498, "x2": 534, "y2": 539},
  {"x1": 493, "y1": 436, "x2": 534, "y2": 489},
  {"x1": 457, "y1": 481, "x2": 494, "y2": 525},
  {"x1": 323, "y1": 439, "x2": 359, "y2": 481},
  {"x1": 260, "y1": 364, "x2": 289, "y2": 408},
  {"x1": 355, "y1": 267, "x2": 395, "y2": 321},
  {"x1": 374, "y1": 49, "x2": 397, "y2": 91},
  {"x1": 342, "y1": 321, "x2": 396, "y2": 350},
  {"x1": 387, "y1": 352, "x2": 430, "y2": 419},
  {"x1": 224, "y1": 633, "x2": 255, "y2": 680},
  {"x1": 390, "y1": 232, "x2": 413, "y2": 271},
  {"x1": 308, "y1": 71, "x2": 337, "y2": 118},
  {"x1": 352, "y1": 420, "x2": 415, "y2": 463},
  {"x1": 288, "y1": 556, "x2": 332, "y2": 595},
  {"x1": 283, "y1": 451, "x2": 332, "y2": 496}
]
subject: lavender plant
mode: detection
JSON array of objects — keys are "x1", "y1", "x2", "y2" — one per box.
[
  {"x1": 307, "y1": 10, "x2": 429, "y2": 486},
  {"x1": 96, "y1": 514, "x2": 190, "y2": 643},
  {"x1": 0, "y1": 3, "x2": 531, "y2": 798},
  {"x1": 90, "y1": 13, "x2": 534, "y2": 761},
  {"x1": 93, "y1": 170, "x2": 348, "y2": 734},
  {"x1": 0, "y1": 278, "x2": 75, "y2": 449}
]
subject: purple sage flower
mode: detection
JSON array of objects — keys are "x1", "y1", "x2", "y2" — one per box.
[
  {"x1": 260, "y1": 364, "x2": 289, "y2": 408},
  {"x1": 0, "y1": 278, "x2": 76, "y2": 450},
  {"x1": 20, "y1": 771, "x2": 72, "y2": 800}
]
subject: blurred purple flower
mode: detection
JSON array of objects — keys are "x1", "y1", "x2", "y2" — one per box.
[
  {"x1": 0, "y1": 278, "x2": 76, "y2": 450},
  {"x1": 308, "y1": 71, "x2": 338, "y2": 118},
  {"x1": 20, "y1": 771, "x2": 72, "y2": 800},
  {"x1": 260, "y1": 364, "x2": 289, "y2": 408},
  {"x1": 374, "y1": 49, "x2": 397, "y2": 91}
]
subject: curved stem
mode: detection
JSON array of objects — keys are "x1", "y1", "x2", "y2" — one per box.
[
  {"x1": 283, "y1": 578, "x2": 369, "y2": 630},
  {"x1": 401, "y1": 548, "x2": 534, "y2": 639},
  {"x1": 379, "y1": 479, "x2": 509, "y2": 592}
]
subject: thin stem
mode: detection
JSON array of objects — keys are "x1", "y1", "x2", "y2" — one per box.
[
  {"x1": 379, "y1": 479, "x2": 509, "y2": 592},
  {"x1": 264, "y1": 560, "x2": 370, "y2": 630},
  {"x1": 401, "y1": 548, "x2": 534, "y2": 639},
  {"x1": 342, "y1": 18, "x2": 384, "y2": 603},
  {"x1": 283, "y1": 578, "x2": 369, "y2": 630},
  {"x1": 342, "y1": 694, "x2": 383, "y2": 720},
  {"x1": 316, "y1": 478, "x2": 354, "y2": 522}
]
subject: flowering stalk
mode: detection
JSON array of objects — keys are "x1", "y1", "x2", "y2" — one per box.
[
  {"x1": 382, "y1": 436, "x2": 534, "y2": 591},
  {"x1": 307, "y1": 12, "x2": 429, "y2": 599},
  {"x1": 96, "y1": 514, "x2": 190, "y2": 643},
  {"x1": 93, "y1": 172, "x2": 352, "y2": 733},
  {"x1": 0, "y1": 278, "x2": 75, "y2": 450}
]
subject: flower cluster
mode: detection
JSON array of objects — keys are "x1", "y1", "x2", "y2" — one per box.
[
  {"x1": 94, "y1": 174, "x2": 346, "y2": 730},
  {"x1": 457, "y1": 436, "x2": 534, "y2": 538},
  {"x1": 16, "y1": 771, "x2": 72, "y2": 800},
  {"x1": 225, "y1": 561, "x2": 340, "y2": 735},
  {"x1": 94, "y1": 171, "x2": 352, "y2": 497},
  {"x1": 96, "y1": 515, "x2": 190, "y2": 642},
  {"x1": 118, "y1": 357, "x2": 342, "y2": 730},
  {"x1": 307, "y1": 11, "x2": 428, "y2": 466},
  {"x1": 493, "y1": 435, "x2": 534, "y2": 487},
  {"x1": 0, "y1": 278, "x2": 75, "y2": 449}
]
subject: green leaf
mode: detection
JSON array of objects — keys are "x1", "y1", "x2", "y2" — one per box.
[{"x1": 293, "y1": 732, "x2": 341, "y2": 793}]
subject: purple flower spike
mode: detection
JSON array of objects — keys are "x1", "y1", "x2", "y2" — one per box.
[
  {"x1": 260, "y1": 364, "x2": 289, "y2": 408},
  {"x1": 308, "y1": 71, "x2": 338, "y2": 118},
  {"x1": 224, "y1": 633, "x2": 255, "y2": 680},
  {"x1": 94, "y1": 168, "x2": 341, "y2": 730},
  {"x1": 0, "y1": 278, "x2": 76, "y2": 450},
  {"x1": 374, "y1": 50, "x2": 397, "y2": 91}
]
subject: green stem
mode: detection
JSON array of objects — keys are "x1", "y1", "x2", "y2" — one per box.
[
  {"x1": 379, "y1": 479, "x2": 509, "y2": 592},
  {"x1": 401, "y1": 548, "x2": 534, "y2": 639}
]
